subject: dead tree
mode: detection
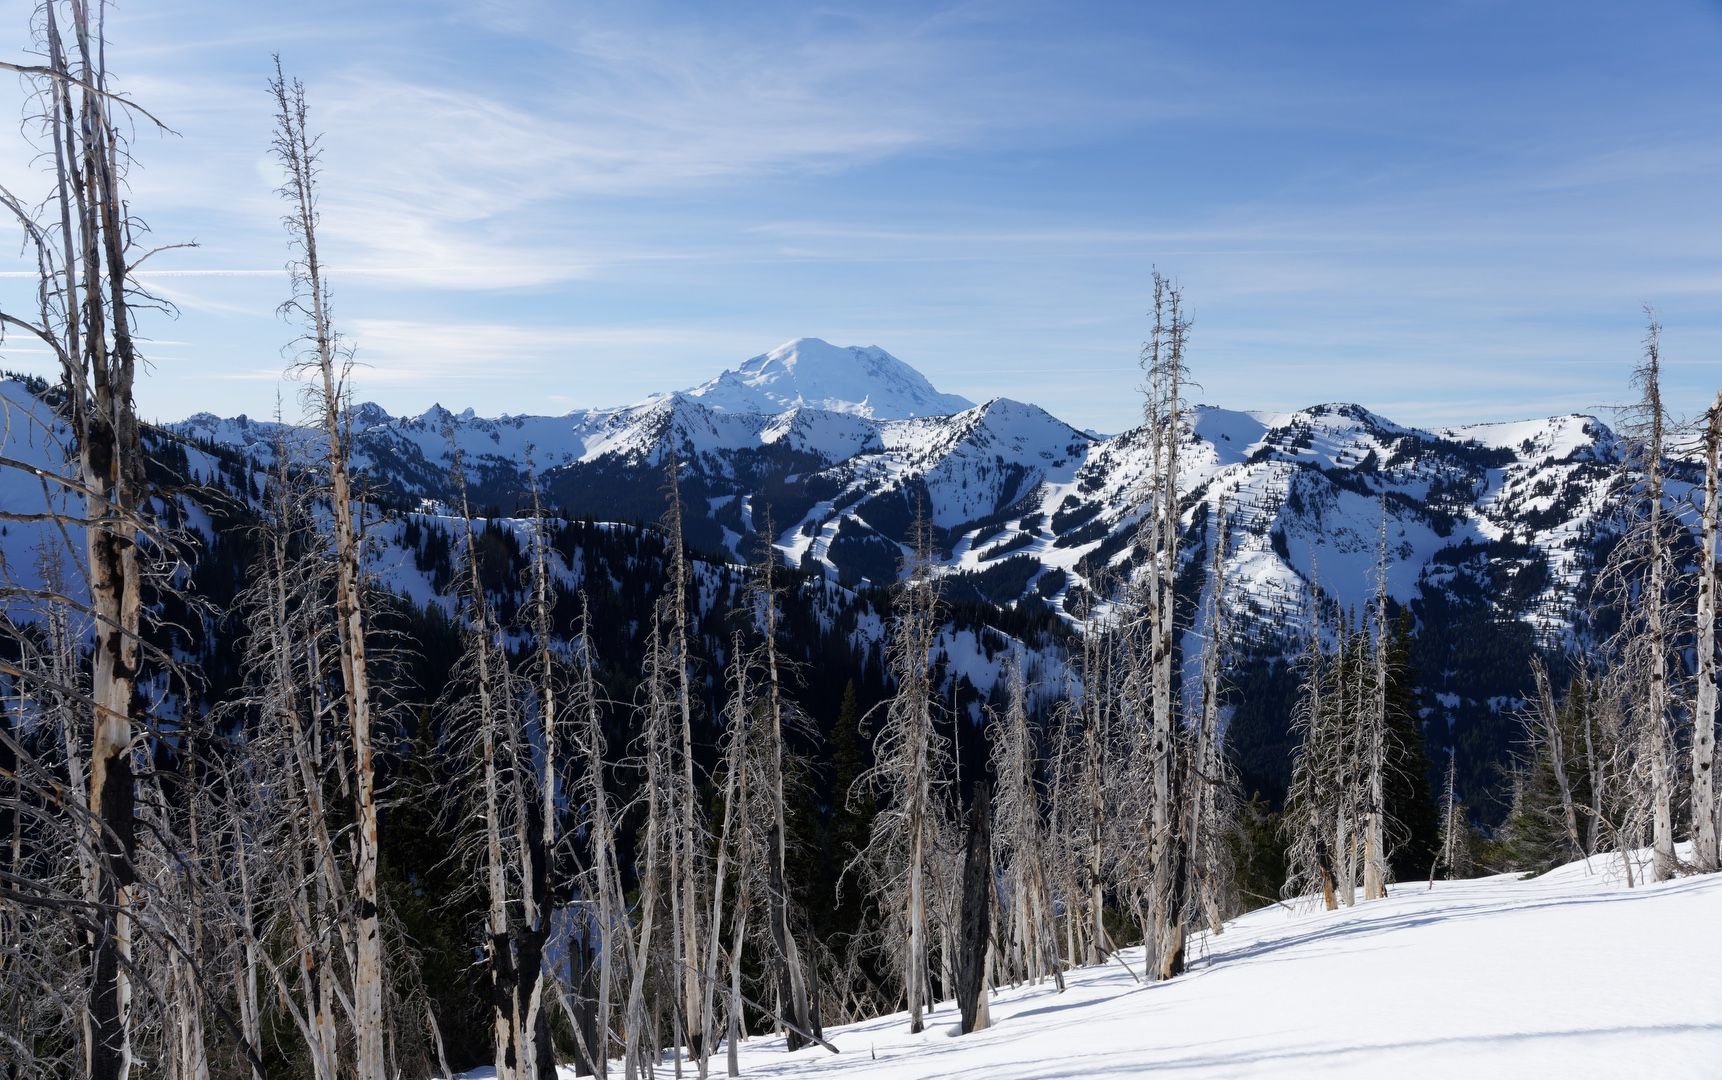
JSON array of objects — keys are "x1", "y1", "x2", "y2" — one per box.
[
  {"x1": 1692, "y1": 392, "x2": 1722, "y2": 873},
  {"x1": 660, "y1": 454, "x2": 707, "y2": 1065},
  {"x1": 570, "y1": 599, "x2": 625, "y2": 1079},
  {"x1": 747, "y1": 533, "x2": 815, "y2": 1053},
  {"x1": 270, "y1": 61, "x2": 388, "y2": 1071},
  {"x1": 446, "y1": 454, "x2": 528, "y2": 1079},
  {"x1": 1361, "y1": 511, "x2": 1392, "y2": 901},
  {"x1": 0, "y1": 5, "x2": 241, "y2": 1072},
  {"x1": 956, "y1": 782, "x2": 992, "y2": 1035},
  {"x1": 516, "y1": 467, "x2": 559, "y2": 1080},
  {"x1": 850, "y1": 518, "x2": 948, "y2": 1034},
  {"x1": 987, "y1": 656, "x2": 1061, "y2": 990},
  {"x1": 221, "y1": 442, "x2": 347, "y2": 1080},
  {"x1": 1434, "y1": 751, "x2": 1466, "y2": 881},
  {"x1": 1609, "y1": 310, "x2": 1679, "y2": 881},
  {"x1": 1138, "y1": 270, "x2": 1191, "y2": 978},
  {"x1": 1284, "y1": 595, "x2": 1343, "y2": 911},
  {"x1": 0, "y1": 8, "x2": 163, "y2": 1074},
  {"x1": 1076, "y1": 614, "x2": 1116, "y2": 965},
  {"x1": 624, "y1": 605, "x2": 675, "y2": 1080},
  {"x1": 1530, "y1": 658, "x2": 1586, "y2": 862},
  {"x1": 1189, "y1": 503, "x2": 1237, "y2": 931},
  {"x1": 697, "y1": 632, "x2": 754, "y2": 1080}
]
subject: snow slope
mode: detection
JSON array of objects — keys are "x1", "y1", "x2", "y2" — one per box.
[{"x1": 489, "y1": 854, "x2": 1722, "y2": 1080}]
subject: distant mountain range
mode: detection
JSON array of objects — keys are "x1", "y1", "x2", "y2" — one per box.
[
  {"x1": 36, "y1": 335, "x2": 1695, "y2": 810},
  {"x1": 170, "y1": 336, "x2": 1661, "y2": 649}
]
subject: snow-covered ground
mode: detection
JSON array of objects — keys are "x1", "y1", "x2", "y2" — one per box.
[{"x1": 473, "y1": 852, "x2": 1722, "y2": 1080}]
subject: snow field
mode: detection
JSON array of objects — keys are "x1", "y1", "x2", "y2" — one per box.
[{"x1": 512, "y1": 853, "x2": 1722, "y2": 1080}]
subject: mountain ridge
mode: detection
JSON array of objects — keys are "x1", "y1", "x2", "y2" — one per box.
[{"x1": 153, "y1": 339, "x2": 1689, "y2": 811}]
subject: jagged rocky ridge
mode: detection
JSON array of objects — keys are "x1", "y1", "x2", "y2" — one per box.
[{"x1": 159, "y1": 337, "x2": 1697, "y2": 809}]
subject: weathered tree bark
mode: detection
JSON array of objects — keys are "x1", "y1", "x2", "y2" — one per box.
[
  {"x1": 725, "y1": 866, "x2": 751, "y2": 1079},
  {"x1": 907, "y1": 800, "x2": 929, "y2": 1034},
  {"x1": 1692, "y1": 393, "x2": 1722, "y2": 873},
  {"x1": 1362, "y1": 510, "x2": 1391, "y2": 901},
  {"x1": 28, "y1": 7, "x2": 154, "y2": 1073},
  {"x1": 1315, "y1": 837, "x2": 1338, "y2": 911},
  {"x1": 1157, "y1": 744, "x2": 1188, "y2": 982},
  {"x1": 1082, "y1": 627, "x2": 1109, "y2": 965},
  {"x1": 957, "y1": 784, "x2": 992, "y2": 1035}
]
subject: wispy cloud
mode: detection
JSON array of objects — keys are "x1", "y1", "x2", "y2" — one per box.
[{"x1": 0, "y1": 1, "x2": 1718, "y2": 430}]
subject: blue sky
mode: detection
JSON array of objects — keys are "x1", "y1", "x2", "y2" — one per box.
[{"x1": 2, "y1": 0, "x2": 1720, "y2": 432}]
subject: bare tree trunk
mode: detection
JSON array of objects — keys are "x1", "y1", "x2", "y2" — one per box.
[
  {"x1": 1334, "y1": 644, "x2": 1357, "y2": 909},
  {"x1": 754, "y1": 540, "x2": 813, "y2": 1052},
  {"x1": 661, "y1": 457, "x2": 705, "y2": 1065},
  {"x1": 1435, "y1": 751, "x2": 1463, "y2": 882},
  {"x1": 1635, "y1": 313, "x2": 1677, "y2": 882},
  {"x1": 453, "y1": 469, "x2": 521, "y2": 1080},
  {"x1": 907, "y1": 801, "x2": 928, "y2": 1033},
  {"x1": 518, "y1": 469, "x2": 558, "y2": 1080},
  {"x1": 1193, "y1": 503, "x2": 1234, "y2": 932},
  {"x1": 851, "y1": 518, "x2": 947, "y2": 1035},
  {"x1": 1693, "y1": 393, "x2": 1722, "y2": 873},
  {"x1": 1584, "y1": 683, "x2": 1605, "y2": 857},
  {"x1": 956, "y1": 784, "x2": 991, "y2": 1035},
  {"x1": 1083, "y1": 628, "x2": 1108, "y2": 965},
  {"x1": 16, "y1": 7, "x2": 158, "y2": 1072},
  {"x1": 1362, "y1": 511, "x2": 1391, "y2": 902},
  {"x1": 725, "y1": 871, "x2": 750, "y2": 1080},
  {"x1": 257, "y1": 453, "x2": 345, "y2": 1080},
  {"x1": 1533, "y1": 659, "x2": 1585, "y2": 860},
  {"x1": 625, "y1": 611, "x2": 673, "y2": 1080},
  {"x1": 697, "y1": 635, "x2": 749, "y2": 1080},
  {"x1": 270, "y1": 64, "x2": 387, "y2": 1074},
  {"x1": 574, "y1": 602, "x2": 620, "y2": 1079},
  {"x1": 1137, "y1": 272, "x2": 1192, "y2": 977}
]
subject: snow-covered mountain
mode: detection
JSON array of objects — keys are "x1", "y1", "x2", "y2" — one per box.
[
  {"x1": 160, "y1": 338, "x2": 1686, "y2": 806},
  {"x1": 686, "y1": 338, "x2": 974, "y2": 419},
  {"x1": 164, "y1": 338, "x2": 1651, "y2": 648}
]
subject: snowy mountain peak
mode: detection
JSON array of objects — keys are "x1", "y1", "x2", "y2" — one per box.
[
  {"x1": 687, "y1": 337, "x2": 973, "y2": 420},
  {"x1": 347, "y1": 401, "x2": 394, "y2": 430}
]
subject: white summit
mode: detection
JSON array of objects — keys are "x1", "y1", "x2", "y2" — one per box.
[{"x1": 686, "y1": 337, "x2": 974, "y2": 420}]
